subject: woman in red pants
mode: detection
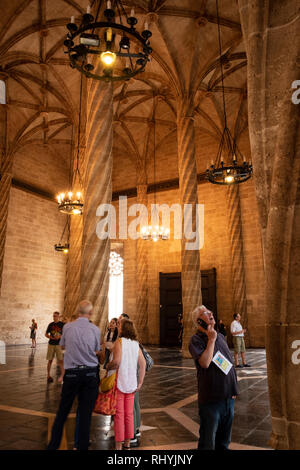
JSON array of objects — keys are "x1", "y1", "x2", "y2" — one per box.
[{"x1": 106, "y1": 318, "x2": 146, "y2": 450}]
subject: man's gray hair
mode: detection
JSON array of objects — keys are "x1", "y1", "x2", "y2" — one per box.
[
  {"x1": 77, "y1": 300, "x2": 93, "y2": 316},
  {"x1": 192, "y1": 305, "x2": 207, "y2": 327}
]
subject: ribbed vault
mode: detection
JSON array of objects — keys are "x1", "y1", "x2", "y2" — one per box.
[{"x1": 0, "y1": 0, "x2": 250, "y2": 193}]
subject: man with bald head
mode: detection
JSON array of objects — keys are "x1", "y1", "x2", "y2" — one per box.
[
  {"x1": 189, "y1": 305, "x2": 238, "y2": 450},
  {"x1": 47, "y1": 300, "x2": 101, "y2": 450}
]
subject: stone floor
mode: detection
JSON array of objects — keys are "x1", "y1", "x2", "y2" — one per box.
[{"x1": 0, "y1": 344, "x2": 272, "y2": 450}]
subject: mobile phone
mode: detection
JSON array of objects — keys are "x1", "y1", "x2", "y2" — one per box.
[{"x1": 197, "y1": 318, "x2": 208, "y2": 330}]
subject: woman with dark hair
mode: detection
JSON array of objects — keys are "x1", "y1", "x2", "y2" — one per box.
[
  {"x1": 103, "y1": 317, "x2": 118, "y2": 369},
  {"x1": 106, "y1": 318, "x2": 146, "y2": 450}
]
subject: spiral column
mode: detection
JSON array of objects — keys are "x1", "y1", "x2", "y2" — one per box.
[
  {"x1": 63, "y1": 77, "x2": 87, "y2": 321},
  {"x1": 63, "y1": 206, "x2": 83, "y2": 320},
  {"x1": 226, "y1": 185, "x2": 249, "y2": 345},
  {"x1": 0, "y1": 102, "x2": 9, "y2": 294},
  {"x1": 79, "y1": 80, "x2": 113, "y2": 334},
  {"x1": 177, "y1": 96, "x2": 202, "y2": 357},
  {"x1": 239, "y1": 0, "x2": 300, "y2": 449},
  {"x1": 136, "y1": 183, "x2": 148, "y2": 343}
]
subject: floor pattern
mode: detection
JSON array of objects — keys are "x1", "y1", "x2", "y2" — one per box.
[{"x1": 0, "y1": 345, "x2": 272, "y2": 450}]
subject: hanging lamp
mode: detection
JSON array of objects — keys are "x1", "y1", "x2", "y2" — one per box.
[
  {"x1": 54, "y1": 219, "x2": 70, "y2": 254},
  {"x1": 64, "y1": 0, "x2": 152, "y2": 82},
  {"x1": 140, "y1": 99, "x2": 170, "y2": 242},
  {"x1": 206, "y1": 0, "x2": 252, "y2": 185}
]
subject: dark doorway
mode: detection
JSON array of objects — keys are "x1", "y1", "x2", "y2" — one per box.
[{"x1": 159, "y1": 269, "x2": 217, "y2": 347}]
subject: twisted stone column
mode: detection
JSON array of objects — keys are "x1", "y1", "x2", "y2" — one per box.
[
  {"x1": 239, "y1": 0, "x2": 300, "y2": 449},
  {"x1": 64, "y1": 79, "x2": 87, "y2": 321},
  {"x1": 64, "y1": 215, "x2": 83, "y2": 320},
  {"x1": 177, "y1": 95, "x2": 202, "y2": 357},
  {"x1": 136, "y1": 183, "x2": 148, "y2": 343},
  {"x1": 80, "y1": 80, "x2": 113, "y2": 335},
  {"x1": 226, "y1": 185, "x2": 249, "y2": 345},
  {"x1": 0, "y1": 103, "x2": 9, "y2": 294}
]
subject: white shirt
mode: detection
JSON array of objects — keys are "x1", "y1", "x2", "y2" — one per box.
[
  {"x1": 231, "y1": 320, "x2": 244, "y2": 337},
  {"x1": 117, "y1": 338, "x2": 139, "y2": 393}
]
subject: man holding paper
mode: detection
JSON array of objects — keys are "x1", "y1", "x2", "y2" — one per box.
[{"x1": 189, "y1": 305, "x2": 238, "y2": 450}]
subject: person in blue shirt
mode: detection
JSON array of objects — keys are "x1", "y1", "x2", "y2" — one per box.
[{"x1": 47, "y1": 300, "x2": 101, "y2": 451}]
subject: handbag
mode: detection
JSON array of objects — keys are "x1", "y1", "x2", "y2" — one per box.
[
  {"x1": 93, "y1": 373, "x2": 118, "y2": 416},
  {"x1": 139, "y1": 343, "x2": 154, "y2": 371},
  {"x1": 100, "y1": 371, "x2": 116, "y2": 392}
]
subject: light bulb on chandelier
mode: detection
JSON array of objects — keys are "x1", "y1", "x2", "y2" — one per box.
[
  {"x1": 57, "y1": 191, "x2": 83, "y2": 215},
  {"x1": 140, "y1": 224, "x2": 170, "y2": 241}
]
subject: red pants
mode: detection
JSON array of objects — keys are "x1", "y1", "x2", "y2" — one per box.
[{"x1": 114, "y1": 388, "x2": 135, "y2": 442}]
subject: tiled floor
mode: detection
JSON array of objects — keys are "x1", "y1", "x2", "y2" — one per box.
[{"x1": 0, "y1": 344, "x2": 271, "y2": 450}]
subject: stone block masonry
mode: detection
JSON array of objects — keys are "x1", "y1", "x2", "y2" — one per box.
[{"x1": 0, "y1": 188, "x2": 66, "y2": 345}]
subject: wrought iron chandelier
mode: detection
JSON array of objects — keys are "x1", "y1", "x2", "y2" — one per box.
[
  {"x1": 54, "y1": 220, "x2": 69, "y2": 254},
  {"x1": 57, "y1": 77, "x2": 84, "y2": 215},
  {"x1": 109, "y1": 251, "x2": 123, "y2": 276},
  {"x1": 206, "y1": 0, "x2": 252, "y2": 185},
  {"x1": 54, "y1": 243, "x2": 70, "y2": 254},
  {"x1": 64, "y1": 0, "x2": 152, "y2": 82},
  {"x1": 140, "y1": 100, "x2": 170, "y2": 242}
]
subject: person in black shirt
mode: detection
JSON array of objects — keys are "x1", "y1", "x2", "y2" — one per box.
[
  {"x1": 218, "y1": 319, "x2": 227, "y2": 339},
  {"x1": 45, "y1": 312, "x2": 65, "y2": 383},
  {"x1": 189, "y1": 305, "x2": 238, "y2": 450}
]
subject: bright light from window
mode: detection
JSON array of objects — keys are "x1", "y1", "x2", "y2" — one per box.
[
  {"x1": 0, "y1": 80, "x2": 6, "y2": 104},
  {"x1": 108, "y1": 252, "x2": 123, "y2": 321}
]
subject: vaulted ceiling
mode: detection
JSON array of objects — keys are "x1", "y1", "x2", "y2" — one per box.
[{"x1": 0, "y1": 0, "x2": 249, "y2": 190}]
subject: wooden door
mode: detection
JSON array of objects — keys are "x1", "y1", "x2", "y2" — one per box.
[{"x1": 159, "y1": 269, "x2": 217, "y2": 347}]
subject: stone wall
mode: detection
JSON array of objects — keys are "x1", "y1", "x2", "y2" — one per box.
[
  {"x1": 0, "y1": 134, "x2": 68, "y2": 347},
  {"x1": 0, "y1": 188, "x2": 67, "y2": 345},
  {"x1": 112, "y1": 176, "x2": 265, "y2": 347}
]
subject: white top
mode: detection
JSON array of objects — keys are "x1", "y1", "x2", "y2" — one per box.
[
  {"x1": 117, "y1": 338, "x2": 139, "y2": 393},
  {"x1": 231, "y1": 320, "x2": 244, "y2": 337}
]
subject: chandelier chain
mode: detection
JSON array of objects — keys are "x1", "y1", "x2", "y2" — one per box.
[{"x1": 216, "y1": 0, "x2": 228, "y2": 131}]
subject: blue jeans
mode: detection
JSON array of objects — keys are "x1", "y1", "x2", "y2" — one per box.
[
  {"x1": 198, "y1": 398, "x2": 235, "y2": 450},
  {"x1": 47, "y1": 367, "x2": 99, "y2": 450}
]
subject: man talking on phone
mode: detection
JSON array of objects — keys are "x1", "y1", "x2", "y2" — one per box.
[{"x1": 189, "y1": 305, "x2": 238, "y2": 450}]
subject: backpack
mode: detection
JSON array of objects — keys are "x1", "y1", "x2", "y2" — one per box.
[{"x1": 139, "y1": 343, "x2": 154, "y2": 371}]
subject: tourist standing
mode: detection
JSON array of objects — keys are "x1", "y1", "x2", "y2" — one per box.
[
  {"x1": 29, "y1": 319, "x2": 38, "y2": 348},
  {"x1": 218, "y1": 319, "x2": 227, "y2": 339},
  {"x1": 230, "y1": 313, "x2": 251, "y2": 368},
  {"x1": 47, "y1": 300, "x2": 101, "y2": 451},
  {"x1": 103, "y1": 317, "x2": 119, "y2": 369},
  {"x1": 189, "y1": 305, "x2": 238, "y2": 450},
  {"x1": 106, "y1": 318, "x2": 146, "y2": 450},
  {"x1": 45, "y1": 312, "x2": 65, "y2": 383}
]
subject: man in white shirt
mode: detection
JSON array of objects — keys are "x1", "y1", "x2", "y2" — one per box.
[{"x1": 230, "y1": 314, "x2": 251, "y2": 368}]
